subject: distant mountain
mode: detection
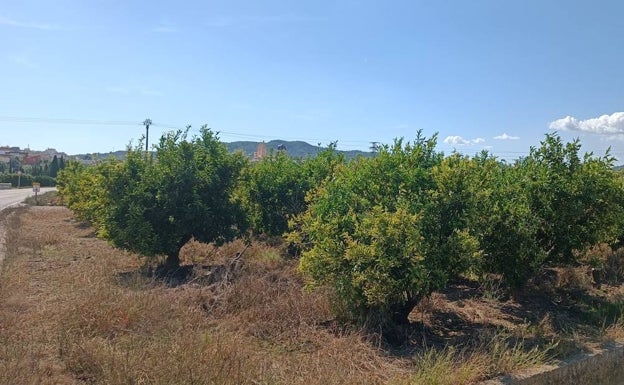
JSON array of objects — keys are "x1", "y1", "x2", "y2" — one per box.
[
  {"x1": 71, "y1": 150, "x2": 127, "y2": 162},
  {"x1": 71, "y1": 140, "x2": 372, "y2": 161},
  {"x1": 225, "y1": 140, "x2": 372, "y2": 159}
]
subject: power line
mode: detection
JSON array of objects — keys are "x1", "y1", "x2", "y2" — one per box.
[
  {"x1": 1, "y1": 115, "x2": 620, "y2": 158},
  {"x1": 0, "y1": 116, "x2": 140, "y2": 126},
  {"x1": 0, "y1": 116, "x2": 373, "y2": 144}
]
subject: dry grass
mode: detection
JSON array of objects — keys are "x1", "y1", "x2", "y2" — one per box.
[
  {"x1": 410, "y1": 335, "x2": 553, "y2": 385},
  {"x1": 4, "y1": 206, "x2": 621, "y2": 385},
  {"x1": 22, "y1": 190, "x2": 62, "y2": 206},
  {"x1": 0, "y1": 207, "x2": 412, "y2": 385}
]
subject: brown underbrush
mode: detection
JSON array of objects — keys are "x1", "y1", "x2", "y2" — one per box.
[{"x1": 1, "y1": 206, "x2": 623, "y2": 384}]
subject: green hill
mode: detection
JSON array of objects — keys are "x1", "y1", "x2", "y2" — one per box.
[
  {"x1": 72, "y1": 141, "x2": 372, "y2": 161},
  {"x1": 225, "y1": 140, "x2": 371, "y2": 159}
]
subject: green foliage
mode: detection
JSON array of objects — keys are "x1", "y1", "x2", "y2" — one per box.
[
  {"x1": 292, "y1": 132, "x2": 624, "y2": 326},
  {"x1": 57, "y1": 127, "x2": 624, "y2": 328},
  {"x1": 8, "y1": 157, "x2": 20, "y2": 173},
  {"x1": 57, "y1": 159, "x2": 117, "y2": 232},
  {"x1": 33, "y1": 175, "x2": 57, "y2": 187},
  {"x1": 479, "y1": 163, "x2": 546, "y2": 287},
  {"x1": 49, "y1": 155, "x2": 60, "y2": 178},
  {"x1": 615, "y1": 170, "x2": 624, "y2": 247},
  {"x1": 58, "y1": 127, "x2": 246, "y2": 266},
  {"x1": 235, "y1": 144, "x2": 345, "y2": 237},
  {"x1": 103, "y1": 127, "x2": 246, "y2": 265},
  {"x1": 292, "y1": 133, "x2": 449, "y2": 325},
  {"x1": 235, "y1": 152, "x2": 308, "y2": 236},
  {"x1": 225, "y1": 140, "x2": 370, "y2": 160},
  {"x1": 0, "y1": 173, "x2": 56, "y2": 187},
  {"x1": 302, "y1": 142, "x2": 346, "y2": 186},
  {"x1": 476, "y1": 134, "x2": 624, "y2": 286},
  {"x1": 520, "y1": 133, "x2": 624, "y2": 264},
  {"x1": 423, "y1": 153, "x2": 491, "y2": 278}
]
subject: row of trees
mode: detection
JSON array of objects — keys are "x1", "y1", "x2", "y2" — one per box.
[
  {"x1": 35, "y1": 154, "x2": 67, "y2": 177},
  {"x1": 58, "y1": 128, "x2": 343, "y2": 266},
  {"x1": 0, "y1": 154, "x2": 66, "y2": 187},
  {"x1": 0, "y1": 173, "x2": 56, "y2": 187},
  {"x1": 0, "y1": 154, "x2": 65, "y2": 177},
  {"x1": 57, "y1": 128, "x2": 624, "y2": 327},
  {"x1": 291, "y1": 133, "x2": 624, "y2": 325}
]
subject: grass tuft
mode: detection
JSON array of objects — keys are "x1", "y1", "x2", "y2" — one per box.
[
  {"x1": 23, "y1": 190, "x2": 62, "y2": 206},
  {"x1": 3, "y1": 206, "x2": 623, "y2": 385}
]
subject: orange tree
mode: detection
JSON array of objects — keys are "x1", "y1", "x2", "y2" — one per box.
[
  {"x1": 57, "y1": 158, "x2": 119, "y2": 236},
  {"x1": 519, "y1": 133, "x2": 624, "y2": 265},
  {"x1": 291, "y1": 132, "x2": 624, "y2": 328},
  {"x1": 235, "y1": 143, "x2": 345, "y2": 237},
  {"x1": 291, "y1": 133, "x2": 455, "y2": 327},
  {"x1": 235, "y1": 151, "x2": 308, "y2": 236},
  {"x1": 103, "y1": 127, "x2": 246, "y2": 268}
]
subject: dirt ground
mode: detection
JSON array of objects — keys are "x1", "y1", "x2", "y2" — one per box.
[{"x1": 1, "y1": 204, "x2": 623, "y2": 385}]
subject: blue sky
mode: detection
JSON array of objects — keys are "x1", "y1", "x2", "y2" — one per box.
[{"x1": 1, "y1": 0, "x2": 623, "y2": 162}]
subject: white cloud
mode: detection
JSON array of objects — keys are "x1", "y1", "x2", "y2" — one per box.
[
  {"x1": 443, "y1": 135, "x2": 485, "y2": 146},
  {"x1": 444, "y1": 136, "x2": 468, "y2": 145},
  {"x1": 493, "y1": 133, "x2": 519, "y2": 140},
  {"x1": 0, "y1": 16, "x2": 58, "y2": 30},
  {"x1": 549, "y1": 112, "x2": 624, "y2": 136}
]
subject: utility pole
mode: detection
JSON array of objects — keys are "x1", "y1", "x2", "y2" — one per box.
[{"x1": 143, "y1": 118, "x2": 152, "y2": 153}]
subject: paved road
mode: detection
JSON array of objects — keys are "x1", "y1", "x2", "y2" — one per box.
[{"x1": 0, "y1": 187, "x2": 56, "y2": 211}]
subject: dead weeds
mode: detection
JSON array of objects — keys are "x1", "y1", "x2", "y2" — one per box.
[{"x1": 1, "y1": 206, "x2": 623, "y2": 385}]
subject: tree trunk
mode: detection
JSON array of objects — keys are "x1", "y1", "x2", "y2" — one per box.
[
  {"x1": 162, "y1": 236, "x2": 191, "y2": 271},
  {"x1": 391, "y1": 299, "x2": 418, "y2": 326},
  {"x1": 163, "y1": 251, "x2": 181, "y2": 271}
]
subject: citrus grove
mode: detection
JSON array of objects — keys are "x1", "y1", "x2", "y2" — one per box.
[{"x1": 57, "y1": 127, "x2": 624, "y2": 328}]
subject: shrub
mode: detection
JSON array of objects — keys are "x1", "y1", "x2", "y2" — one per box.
[
  {"x1": 235, "y1": 151, "x2": 309, "y2": 236},
  {"x1": 479, "y1": 163, "x2": 545, "y2": 288},
  {"x1": 32, "y1": 175, "x2": 56, "y2": 187},
  {"x1": 0, "y1": 173, "x2": 57, "y2": 187},
  {"x1": 292, "y1": 133, "x2": 450, "y2": 326},
  {"x1": 103, "y1": 127, "x2": 246, "y2": 267},
  {"x1": 57, "y1": 159, "x2": 117, "y2": 233},
  {"x1": 518, "y1": 134, "x2": 624, "y2": 264},
  {"x1": 235, "y1": 143, "x2": 345, "y2": 237}
]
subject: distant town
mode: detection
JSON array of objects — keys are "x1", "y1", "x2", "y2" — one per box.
[
  {"x1": 0, "y1": 146, "x2": 71, "y2": 175},
  {"x1": 0, "y1": 140, "x2": 374, "y2": 175}
]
